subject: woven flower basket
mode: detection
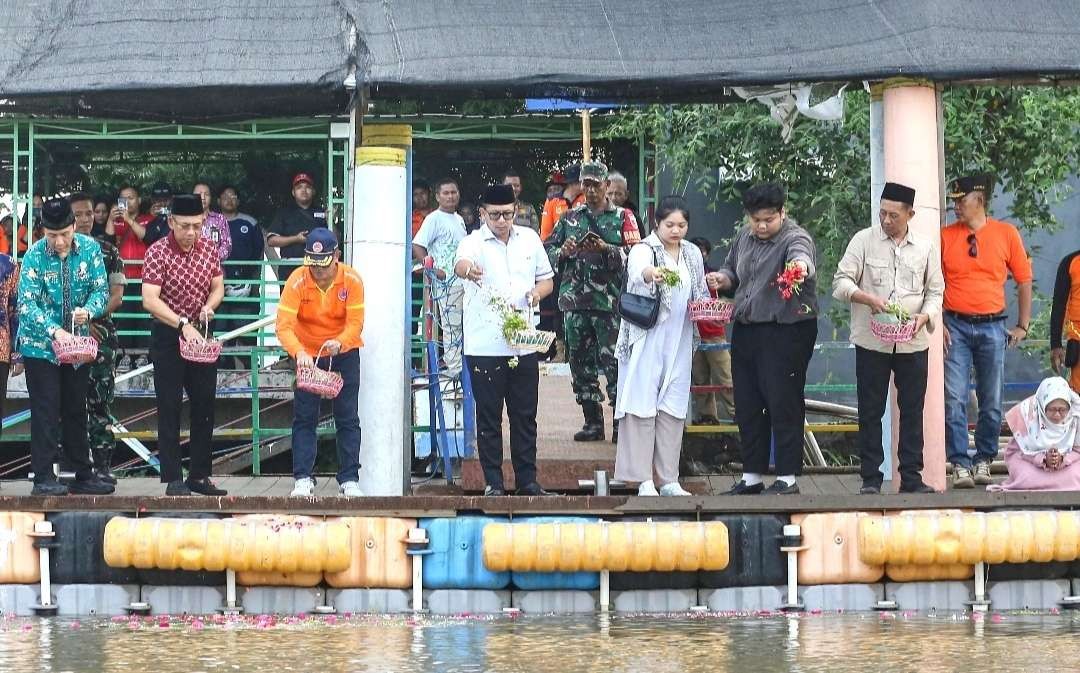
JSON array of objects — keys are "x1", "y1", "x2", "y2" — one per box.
[
  {"x1": 52, "y1": 316, "x2": 98, "y2": 365},
  {"x1": 688, "y1": 298, "x2": 734, "y2": 323},
  {"x1": 870, "y1": 315, "x2": 918, "y2": 343},
  {"x1": 296, "y1": 345, "x2": 345, "y2": 399},
  {"x1": 179, "y1": 322, "x2": 222, "y2": 363},
  {"x1": 507, "y1": 329, "x2": 556, "y2": 353}
]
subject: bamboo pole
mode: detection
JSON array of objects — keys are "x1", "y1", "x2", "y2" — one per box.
[{"x1": 581, "y1": 109, "x2": 592, "y2": 161}]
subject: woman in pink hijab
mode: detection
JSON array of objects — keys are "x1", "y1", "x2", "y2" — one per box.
[{"x1": 989, "y1": 377, "x2": 1080, "y2": 491}]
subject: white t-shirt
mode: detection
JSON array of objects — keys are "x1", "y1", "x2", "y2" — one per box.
[
  {"x1": 413, "y1": 209, "x2": 466, "y2": 280},
  {"x1": 455, "y1": 225, "x2": 554, "y2": 357}
]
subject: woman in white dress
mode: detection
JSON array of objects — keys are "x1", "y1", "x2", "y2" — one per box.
[{"x1": 614, "y1": 196, "x2": 709, "y2": 496}]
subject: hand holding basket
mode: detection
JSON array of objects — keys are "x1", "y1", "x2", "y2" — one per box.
[
  {"x1": 688, "y1": 298, "x2": 734, "y2": 323},
  {"x1": 296, "y1": 343, "x2": 345, "y2": 399},
  {"x1": 179, "y1": 313, "x2": 222, "y2": 363},
  {"x1": 51, "y1": 312, "x2": 98, "y2": 365}
]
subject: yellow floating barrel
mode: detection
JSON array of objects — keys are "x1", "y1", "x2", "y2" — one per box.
[
  {"x1": 858, "y1": 510, "x2": 1080, "y2": 565},
  {"x1": 482, "y1": 521, "x2": 728, "y2": 573},
  {"x1": 104, "y1": 515, "x2": 351, "y2": 573}
]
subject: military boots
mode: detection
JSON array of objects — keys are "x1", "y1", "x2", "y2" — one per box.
[{"x1": 573, "y1": 401, "x2": 605, "y2": 441}]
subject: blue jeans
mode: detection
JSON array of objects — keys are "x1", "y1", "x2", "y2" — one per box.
[
  {"x1": 292, "y1": 348, "x2": 362, "y2": 483},
  {"x1": 943, "y1": 314, "x2": 1006, "y2": 468}
]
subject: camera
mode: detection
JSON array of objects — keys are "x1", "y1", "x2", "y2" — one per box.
[{"x1": 117, "y1": 197, "x2": 128, "y2": 212}]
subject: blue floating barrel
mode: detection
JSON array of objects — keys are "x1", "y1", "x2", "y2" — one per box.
[{"x1": 420, "y1": 517, "x2": 510, "y2": 590}]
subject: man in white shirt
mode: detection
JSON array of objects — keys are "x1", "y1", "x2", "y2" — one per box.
[
  {"x1": 413, "y1": 177, "x2": 467, "y2": 377},
  {"x1": 454, "y1": 184, "x2": 555, "y2": 496}
]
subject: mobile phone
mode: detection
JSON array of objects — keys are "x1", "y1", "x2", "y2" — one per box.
[
  {"x1": 117, "y1": 197, "x2": 128, "y2": 212},
  {"x1": 159, "y1": 206, "x2": 171, "y2": 216},
  {"x1": 580, "y1": 231, "x2": 603, "y2": 247}
]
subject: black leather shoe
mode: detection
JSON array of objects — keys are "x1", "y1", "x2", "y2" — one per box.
[
  {"x1": 899, "y1": 481, "x2": 937, "y2": 494},
  {"x1": 859, "y1": 480, "x2": 882, "y2": 495},
  {"x1": 723, "y1": 480, "x2": 764, "y2": 495},
  {"x1": 483, "y1": 485, "x2": 506, "y2": 496},
  {"x1": 31, "y1": 480, "x2": 69, "y2": 496},
  {"x1": 186, "y1": 478, "x2": 227, "y2": 496},
  {"x1": 69, "y1": 477, "x2": 115, "y2": 495},
  {"x1": 165, "y1": 480, "x2": 192, "y2": 496},
  {"x1": 763, "y1": 480, "x2": 800, "y2": 495},
  {"x1": 94, "y1": 469, "x2": 118, "y2": 485},
  {"x1": 516, "y1": 482, "x2": 553, "y2": 496}
]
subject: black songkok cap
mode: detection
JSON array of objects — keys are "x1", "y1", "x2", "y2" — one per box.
[
  {"x1": 40, "y1": 197, "x2": 72, "y2": 230},
  {"x1": 947, "y1": 174, "x2": 993, "y2": 199},
  {"x1": 171, "y1": 194, "x2": 203, "y2": 216},
  {"x1": 482, "y1": 184, "x2": 516, "y2": 206},
  {"x1": 880, "y1": 182, "x2": 916, "y2": 207}
]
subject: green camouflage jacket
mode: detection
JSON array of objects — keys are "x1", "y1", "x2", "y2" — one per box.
[
  {"x1": 91, "y1": 236, "x2": 126, "y2": 342},
  {"x1": 545, "y1": 202, "x2": 641, "y2": 312}
]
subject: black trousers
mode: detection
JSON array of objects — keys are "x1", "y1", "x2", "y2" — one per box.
[
  {"x1": 469, "y1": 354, "x2": 539, "y2": 490},
  {"x1": 151, "y1": 323, "x2": 217, "y2": 483},
  {"x1": 730, "y1": 320, "x2": 817, "y2": 476},
  {"x1": 855, "y1": 346, "x2": 928, "y2": 485},
  {"x1": 25, "y1": 357, "x2": 93, "y2": 482}
]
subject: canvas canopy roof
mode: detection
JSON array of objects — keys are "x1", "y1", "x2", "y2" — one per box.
[{"x1": 2, "y1": 0, "x2": 1078, "y2": 121}]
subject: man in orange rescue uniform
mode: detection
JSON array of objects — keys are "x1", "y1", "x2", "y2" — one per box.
[{"x1": 276, "y1": 229, "x2": 366, "y2": 498}]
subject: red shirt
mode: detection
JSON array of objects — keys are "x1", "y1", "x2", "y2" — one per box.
[
  {"x1": 141, "y1": 233, "x2": 223, "y2": 321},
  {"x1": 114, "y1": 214, "x2": 154, "y2": 280}
]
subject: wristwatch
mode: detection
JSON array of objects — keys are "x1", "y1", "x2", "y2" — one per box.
[{"x1": 177, "y1": 317, "x2": 189, "y2": 330}]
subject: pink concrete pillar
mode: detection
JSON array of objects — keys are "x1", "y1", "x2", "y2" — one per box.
[{"x1": 882, "y1": 79, "x2": 947, "y2": 491}]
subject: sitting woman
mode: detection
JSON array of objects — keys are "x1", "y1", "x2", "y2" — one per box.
[
  {"x1": 990, "y1": 377, "x2": 1080, "y2": 491},
  {"x1": 613, "y1": 196, "x2": 708, "y2": 496}
]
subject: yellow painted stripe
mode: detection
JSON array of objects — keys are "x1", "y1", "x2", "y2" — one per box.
[
  {"x1": 361, "y1": 124, "x2": 413, "y2": 147},
  {"x1": 277, "y1": 305, "x2": 298, "y2": 314},
  {"x1": 356, "y1": 146, "x2": 405, "y2": 167}
]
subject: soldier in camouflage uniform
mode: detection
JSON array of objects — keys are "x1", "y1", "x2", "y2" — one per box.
[
  {"x1": 545, "y1": 161, "x2": 641, "y2": 442},
  {"x1": 72, "y1": 193, "x2": 125, "y2": 484}
]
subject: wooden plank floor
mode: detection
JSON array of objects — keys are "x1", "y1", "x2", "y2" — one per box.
[{"x1": 1, "y1": 474, "x2": 1078, "y2": 516}]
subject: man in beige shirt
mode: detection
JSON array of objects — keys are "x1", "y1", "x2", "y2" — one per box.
[{"x1": 833, "y1": 182, "x2": 944, "y2": 495}]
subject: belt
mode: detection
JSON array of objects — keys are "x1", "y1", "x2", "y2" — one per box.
[{"x1": 945, "y1": 310, "x2": 1006, "y2": 324}]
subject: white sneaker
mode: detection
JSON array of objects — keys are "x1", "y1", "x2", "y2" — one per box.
[
  {"x1": 290, "y1": 477, "x2": 315, "y2": 497},
  {"x1": 637, "y1": 480, "x2": 659, "y2": 496},
  {"x1": 659, "y1": 482, "x2": 692, "y2": 497},
  {"x1": 339, "y1": 481, "x2": 364, "y2": 498}
]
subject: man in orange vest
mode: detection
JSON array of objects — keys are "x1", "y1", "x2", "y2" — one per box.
[
  {"x1": 540, "y1": 164, "x2": 585, "y2": 241},
  {"x1": 276, "y1": 229, "x2": 366, "y2": 498}
]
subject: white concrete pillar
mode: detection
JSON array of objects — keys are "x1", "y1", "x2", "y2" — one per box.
[
  {"x1": 882, "y1": 79, "x2": 947, "y2": 491},
  {"x1": 352, "y1": 124, "x2": 412, "y2": 496},
  {"x1": 869, "y1": 84, "x2": 897, "y2": 483}
]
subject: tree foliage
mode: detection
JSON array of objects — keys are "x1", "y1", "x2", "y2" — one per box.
[{"x1": 605, "y1": 86, "x2": 1080, "y2": 282}]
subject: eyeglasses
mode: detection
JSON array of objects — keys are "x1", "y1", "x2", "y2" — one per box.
[
  {"x1": 487, "y1": 211, "x2": 515, "y2": 221},
  {"x1": 967, "y1": 233, "x2": 978, "y2": 258}
]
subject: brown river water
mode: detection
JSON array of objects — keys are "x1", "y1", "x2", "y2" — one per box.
[{"x1": 0, "y1": 611, "x2": 1077, "y2": 672}]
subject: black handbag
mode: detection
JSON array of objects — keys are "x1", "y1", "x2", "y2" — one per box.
[{"x1": 617, "y1": 245, "x2": 661, "y2": 329}]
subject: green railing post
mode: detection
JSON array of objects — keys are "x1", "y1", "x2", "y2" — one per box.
[{"x1": 251, "y1": 358, "x2": 261, "y2": 475}]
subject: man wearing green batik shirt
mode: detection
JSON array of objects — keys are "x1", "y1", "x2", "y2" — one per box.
[
  {"x1": 72, "y1": 192, "x2": 126, "y2": 484},
  {"x1": 546, "y1": 161, "x2": 642, "y2": 443},
  {"x1": 17, "y1": 197, "x2": 113, "y2": 496}
]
